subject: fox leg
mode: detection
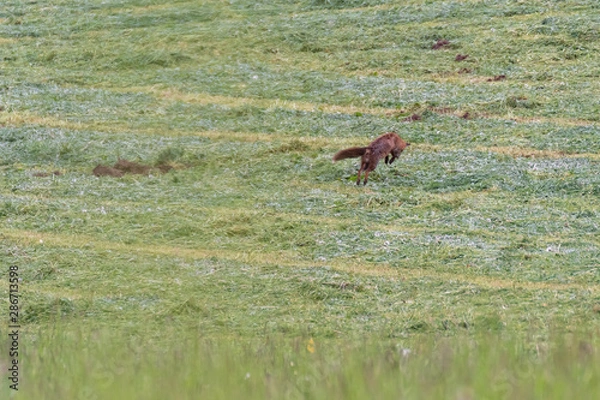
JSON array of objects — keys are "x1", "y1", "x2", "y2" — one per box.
[
  {"x1": 356, "y1": 164, "x2": 366, "y2": 185},
  {"x1": 388, "y1": 149, "x2": 400, "y2": 165},
  {"x1": 363, "y1": 166, "x2": 373, "y2": 185},
  {"x1": 363, "y1": 167, "x2": 374, "y2": 184},
  {"x1": 356, "y1": 159, "x2": 369, "y2": 185},
  {"x1": 363, "y1": 159, "x2": 380, "y2": 185},
  {"x1": 385, "y1": 155, "x2": 398, "y2": 165}
]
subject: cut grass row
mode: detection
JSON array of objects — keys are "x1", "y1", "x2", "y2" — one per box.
[
  {"x1": 3, "y1": 228, "x2": 599, "y2": 293},
  {"x1": 2, "y1": 1, "x2": 599, "y2": 124},
  {"x1": 2, "y1": 233, "x2": 598, "y2": 337},
  {"x1": 2, "y1": 100, "x2": 599, "y2": 155}
]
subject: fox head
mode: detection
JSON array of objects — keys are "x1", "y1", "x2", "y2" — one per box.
[{"x1": 390, "y1": 132, "x2": 410, "y2": 152}]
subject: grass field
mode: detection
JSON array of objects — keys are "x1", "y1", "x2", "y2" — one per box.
[{"x1": 1, "y1": 0, "x2": 599, "y2": 398}]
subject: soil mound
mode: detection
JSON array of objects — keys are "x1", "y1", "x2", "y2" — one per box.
[
  {"x1": 113, "y1": 159, "x2": 151, "y2": 175},
  {"x1": 93, "y1": 165, "x2": 124, "y2": 177},
  {"x1": 403, "y1": 113, "x2": 421, "y2": 122},
  {"x1": 432, "y1": 39, "x2": 450, "y2": 50},
  {"x1": 93, "y1": 159, "x2": 174, "y2": 177},
  {"x1": 487, "y1": 75, "x2": 506, "y2": 82}
]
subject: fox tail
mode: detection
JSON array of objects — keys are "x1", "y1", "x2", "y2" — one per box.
[{"x1": 332, "y1": 147, "x2": 367, "y2": 162}]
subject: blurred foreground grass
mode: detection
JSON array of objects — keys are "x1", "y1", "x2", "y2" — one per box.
[{"x1": 2, "y1": 328, "x2": 597, "y2": 400}]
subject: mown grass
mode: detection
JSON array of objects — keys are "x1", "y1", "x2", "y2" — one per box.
[{"x1": 1, "y1": 0, "x2": 599, "y2": 397}]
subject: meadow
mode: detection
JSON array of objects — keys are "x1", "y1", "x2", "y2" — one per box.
[{"x1": 1, "y1": 0, "x2": 599, "y2": 398}]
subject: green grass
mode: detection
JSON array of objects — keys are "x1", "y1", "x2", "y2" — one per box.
[
  {"x1": 1, "y1": 0, "x2": 599, "y2": 397},
  {"x1": 6, "y1": 329, "x2": 600, "y2": 400}
]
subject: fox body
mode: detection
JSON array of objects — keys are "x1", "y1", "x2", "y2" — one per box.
[{"x1": 333, "y1": 132, "x2": 410, "y2": 185}]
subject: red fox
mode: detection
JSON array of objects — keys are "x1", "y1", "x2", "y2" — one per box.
[{"x1": 333, "y1": 132, "x2": 410, "y2": 185}]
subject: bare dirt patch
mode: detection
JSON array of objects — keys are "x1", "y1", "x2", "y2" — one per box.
[
  {"x1": 156, "y1": 164, "x2": 174, "y2": 173},
  {"x1": 455, "y1": 54, "x2": 469, "y2": 61},
  {"x1": 93, "y1": 159, "x2": 174, "y2": 177},
  {"x1": 402, "y1": 113, "x2": 421, "y2": 122},
  {"x1": 114, "y1": 159, "x2": 151, "y2": 175},
  {"x1": 432, "y1": 39, "x2": 450, "y2": 50},
  {"x1": 93, "y1": 165, "x2": 125, "y2": 177},
  {"x1": 487, "y1": 75, "x2": 506, "y2": 82},
  {"x1": 431, "y1": 107, "x2": 454, "y2": 115}
]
